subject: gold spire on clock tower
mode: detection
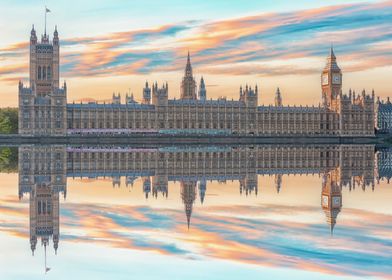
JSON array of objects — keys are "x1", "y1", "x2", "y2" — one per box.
[{"x1": 321, "y1": 46, "x2": 342, "y2": 111}]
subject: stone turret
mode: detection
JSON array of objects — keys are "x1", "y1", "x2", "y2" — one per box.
[
  {"x1": 275, "y1": 87, "x2": 282, "y2": 106},
  {"x1": 112, "y1": 93, "x2": 121, "y2": 104},
  {"x1": 151, "y1": 82, "x2": 168, "y2": 106},
  {"x1": 198, "y1": 76, "x2": 206, "y2": 101},
  {"x1": 126, "y1": 93, "x2": 135, "y2": 104},
  {"x1": 143, "y1": 81, "x2": 151, "y2": 104},
  {"x1": 239, "y1": 84, "x2": 258, "y2": 107}
]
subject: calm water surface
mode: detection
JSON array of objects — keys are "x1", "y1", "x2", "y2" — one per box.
[{"x1": 0, "y1": 145, "x2": 391, "y2": 279}]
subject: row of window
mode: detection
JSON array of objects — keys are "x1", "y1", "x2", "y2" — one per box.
[
  {"x1": 37, "y1": 200, "x2": 52, "y2": 215},
  {"x1": 67, "y1": 120, "x2": 336, "y2": 131},
  {"x1": 31, "y1": 122, "x2": 63, "y2": 129},
  {"x1": 37, "y1": 65, "x2": 52, "y2": 80},
  {"x1": 68, "y1": 111, "x2": 336, "y2": 120}
]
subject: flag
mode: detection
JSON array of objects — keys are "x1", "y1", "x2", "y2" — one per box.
[
  {"x1": 46, "y1": 267, "x2": 51, "y2": 273},
  {"x1": 46, "y1": 7, "x2": 51, "y2": 13}
]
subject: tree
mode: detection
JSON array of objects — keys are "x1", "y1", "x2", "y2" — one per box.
[
  {"x1": 0, "y1": 108, "x2": 18, "y2": 134},
  {"x1": 0, "y1": 147, "x2": 18, "y2": 173}
]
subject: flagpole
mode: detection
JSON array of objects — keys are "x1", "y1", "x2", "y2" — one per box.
[
  {"x1": 44, "y1": 6, "x2": 47, "y2": 36},
  {"x1": 44, "y1": 243, "x2": 47, "y2": 274}
]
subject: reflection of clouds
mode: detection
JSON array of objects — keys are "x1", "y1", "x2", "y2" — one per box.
[
  {"x1": 1, "y1": 1, "x2": 392, "y2": 84},
  {"x1": 0, "y1": 200, "x2": 29, "y2": 239},
  {"x1": 2, "y1": 197, "x2": 392, "y2": 278},
  {"x1": 60, "y1": 205, "x2": 190, "y2": 256},
  {"x1": 50, "y1": 203, "x2": 392, "y2": 278}
]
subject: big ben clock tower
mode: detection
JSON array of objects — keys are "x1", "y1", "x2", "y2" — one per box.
[{"x1": 321, "y1": 47, "x2": 342, "y2": 111}]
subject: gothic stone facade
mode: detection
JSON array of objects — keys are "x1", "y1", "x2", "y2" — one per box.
[
  {"x1": 19, "y1": 27, "x2": 375, "y2": 137},
  {"x1": 375, "y1": 97, "x2": 392, "y2": 133}
]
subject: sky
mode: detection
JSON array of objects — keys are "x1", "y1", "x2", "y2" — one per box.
[{"x1": 0, "y1": 0, "x2": 392, "y2": 107}]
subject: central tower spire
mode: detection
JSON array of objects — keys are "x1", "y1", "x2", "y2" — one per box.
[
  {"x1": 181, "y1": 51, "x2": 197, "y2": 99},
  {"x1": 185, "y1": 51, "x2": 192, "y2": 76}
]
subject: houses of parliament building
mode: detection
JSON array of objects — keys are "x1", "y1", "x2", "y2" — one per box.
[{"x1": 18, "y1": 25, "x2": 376, "y2": 137}]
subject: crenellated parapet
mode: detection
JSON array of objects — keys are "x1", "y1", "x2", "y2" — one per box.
[
  {"x1": 18, "y1": 81, "x2": 32, "y2": 94},
  {"x1": 340, "y1": 89, "x2": 375, "y2": 107}
]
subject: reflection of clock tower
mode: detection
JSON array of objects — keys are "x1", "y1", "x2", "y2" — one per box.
[
  {"x1": 321, "y1": 47, "x2": 342, "y2": 111},
  {"x1": 321, "y1": 169, "x2": 342, "y2": 235}
]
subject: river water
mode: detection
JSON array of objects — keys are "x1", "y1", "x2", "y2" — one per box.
[{"x1": 0, "y1": 144, "x2": 391, "y2": 279}]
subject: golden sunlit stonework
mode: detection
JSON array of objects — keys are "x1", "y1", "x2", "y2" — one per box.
[{"x1": 18, "y1": 26, "x2": 375, "y2": 137}]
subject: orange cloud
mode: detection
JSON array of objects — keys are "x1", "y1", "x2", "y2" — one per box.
[{"x1": 1, "y1": 1, "x2": 392, "y2": 107}]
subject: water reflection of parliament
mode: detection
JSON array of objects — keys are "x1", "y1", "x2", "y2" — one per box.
[{"x1": 19, "y1": 144, "x2": 392, "y2": 256}]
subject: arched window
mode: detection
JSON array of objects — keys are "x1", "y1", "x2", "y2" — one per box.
[
  {"x1": 47, "y1": 66, "x2": 51, "y2": 80},
  {"x1": 43, "y1": 66, "x2": 46, "y2": 80},
  {"x1": 42, "y1": 201, "x2": 46, "y2": 214},
  {"x1": 38, "y1": 66, "x2": 41, "y2": 80},
  {"x1": 47, "y1": 201, "x2": 51, "y2": 215}
]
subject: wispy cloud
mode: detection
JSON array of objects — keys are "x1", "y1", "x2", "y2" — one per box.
[{"x1": 1, "y1": 1, "x2": 392, "y2": 93}]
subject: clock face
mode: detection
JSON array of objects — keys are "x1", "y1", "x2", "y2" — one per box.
[
  {"x1": 322, "y1": 74, "x2": 329, "y2": 85},
  {"x1": 332, "y1": 74, "x2": 341, "y2": 85},
  {"x1": 332, "y1": 196, "x2": 341, "y2": 207},
  {"x1": 322, "y1": 195, "x2": 329, "y2": 207}
]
